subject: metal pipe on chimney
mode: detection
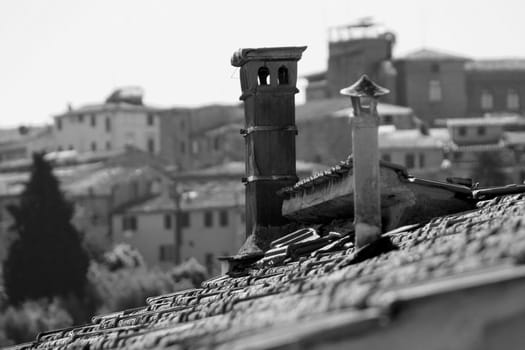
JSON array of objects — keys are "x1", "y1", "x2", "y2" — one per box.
[{"x1": 341, "y1": 75, "x2": 390, "y2": 248}]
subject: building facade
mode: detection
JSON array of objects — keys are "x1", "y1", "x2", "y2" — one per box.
[
  {"x1": 0, "y1": 150, "x2": 173, "y2": 262},
  {"x1": 466, "y1": 60, "x2": 525, "y2": 117},
  {"x1": 304, "y1": 22, "x2": 525, "y2": 126},
  {"x1": 111, "y1": 182, "x2": 245, "y2": 275},
  {"x1": 53, "y1": 87, "x2": 163, "y2": 156},
  {"x1": 394, "y1": 49, "x2": 469, "y2": 124},
  {"x1": 305, "y1": 21, "x2": 397, "y2": 104}
]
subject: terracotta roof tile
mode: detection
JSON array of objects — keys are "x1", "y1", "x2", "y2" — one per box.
[{"x1": 12, "y1": 192, "x2": 525, "y2": 349}]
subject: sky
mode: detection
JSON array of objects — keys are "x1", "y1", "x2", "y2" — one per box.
[{"x1": 1, "y1": 0, "x2": 525, "y2": 128}]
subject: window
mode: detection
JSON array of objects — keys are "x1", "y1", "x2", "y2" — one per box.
[
  {"x1": 106, "y1": 141, "x2": 111, "y2": 150},
  {"x1": 454, "y1": 152, "x2": 462, "y2": 161},
  {"x1": 192, "y1": 141, "x2": 199, "y2": 154},
  {"x1": 105, "y1": 117, "x2": 111, "y2": 132},
  {"x1": 219, "y1": 210, "x2": 229, "y2": 227},
  {"x1": 257, "y1": 66, "x2": 270, "y2": 86},
  {"x1": 164, "y1": 214, "x2": 172, "y2": 230},
  {"x1": 122, "y1": 215, "x2": 137, "y2": 231},
  {"x1": 204, "y1": 211, "x2": 213, "y2": 227},
  {"x1": 477, "y1": 126, "x2": 486, "y2": 136},
  {"x1": 147, "y1": 114, "x2": 155, "y2": 126},
  {"x1": 481, "y1": 90, "x2": 493, "y2": 110},
  {"x1": 458, "y1": 126, "x2": 467, "y2": 137},
  {"x1": 180, "y1": 119, "x2": 185, "y2": 130},
  {"x1": 278, "y1": 66, "x2": 289, "y2": 85},
  {"x1": 382, "y1": 153, "x2": 391, "y2": 162},
  {"x1": 507, "y1": 89, "x2": 520, "y2": 110},
  {"x1": 180, "y1": 141, "x2": 186, "y2": 154},
  {"x1": 405, "y1": 153, "x2": 415, "y2": 169},
  {"x1": 428, "y1": 80, "x2": 442, "y2": 102},
  {"x1": 159, "y1": 245, "x2": 175, "y2": 262},
  {"x1": 90, "y1": 114, "x2": 96, "y2": 127},
  {"x1": 78, "y1": 114, "x2": 84, "y2": 123},
  {"x1": 382, "y1": 115, "x2": 393, "y2": 125},
  {"x1": 147, "y1": 138, "x2": 155, "y2": 153},
  {"x1": 68, "y1": 145, "x2": 74, "y2": 150},
  {"x1": 56, "y1": 119, "x2": 62, "y2": 131},
  {"x1": 419, "y1": 153, "x2": 425, "y2": 168},
  {"x1": 91, "y1": 142, "x2": 97, "y2": 151},
  {"x1": 431, "y1": 63, "x2": 440, "y2": 73},
  {"x1": 180, "y1": 212, "x2": 190, "y2": 228},
  {"x1": 213, "y1": 137, "x2": 220, "y2": 151}
]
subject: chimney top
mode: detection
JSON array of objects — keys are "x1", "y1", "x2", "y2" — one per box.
[
  {"x1": 231, "y1": 46, "x2": 307, "y2": 67},
  {"x1": 340, "y1": 74, "x2": 390, "y2": 98}
]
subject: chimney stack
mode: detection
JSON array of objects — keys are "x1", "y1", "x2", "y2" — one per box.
[
  {"x1": 340, "y1": 75, "x2": 389, "y2": 248},
  {"x1": 231, "y1": 46, "x2": 306, "y2": 245}
]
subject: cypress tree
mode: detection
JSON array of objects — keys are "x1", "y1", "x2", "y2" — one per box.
[{"x1": 3, "y1": 153, "x2": 89, "y2": 303}]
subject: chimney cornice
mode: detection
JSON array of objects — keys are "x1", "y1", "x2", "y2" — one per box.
[{"x1": 231, "y1": 46, "x2": 307, "y2": 67}]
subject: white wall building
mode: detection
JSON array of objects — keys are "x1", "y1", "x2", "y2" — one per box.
[{"x1": 53, "y1": 87, "x2": 162, "y2": 156}]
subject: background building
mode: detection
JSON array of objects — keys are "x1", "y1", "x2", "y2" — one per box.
[
  {"x1": 304, "y1": 21, "x2": 525, "y2": 127},
  {"x1": 466, "y1": 60, "x2": 525, "y2": 117},
  {"x1": 112, "y1": 181, "x2": 245, "y2": 275},
  {"x1": 53, "y1": 87, "x2": 163, "y2": 156}
]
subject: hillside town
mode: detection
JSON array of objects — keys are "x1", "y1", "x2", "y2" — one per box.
[
  {"x1": 1, "y1": 22, "x2": 525, "y2": 276},
  {"x1": 3, "y1": 10, "x2": 525, "y2": 349}
]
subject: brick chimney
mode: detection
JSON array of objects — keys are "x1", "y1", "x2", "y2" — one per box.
[
  {"x1": 231, "y1": 46, "x2": 307, "y2": 245},
  {"x1": 341, "y1": 75, "x2": 389, "y2": 248}
]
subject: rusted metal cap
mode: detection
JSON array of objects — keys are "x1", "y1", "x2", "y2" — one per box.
[{"x1": 340, "y1": 74, "x2": 390, "y2": 97}]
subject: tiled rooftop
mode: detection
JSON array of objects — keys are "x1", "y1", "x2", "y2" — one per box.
[
  {"x1": 295, "y1": 97, "x2": 413, "y2": 123},
  {"x1": 445, "y1": 115, "x2": 525, "y2": 127},
  {"x1": 400, "y1": 48, "x2": 469, "y2": 61},
  {"x1": 465, "y1": 59, "x2": 525, "y2": 71},
  {"x1": 10, "y1": 192, "x2": 525, "y2": 349},
  {"x1": 124, "y1": 181, "x2": 245, "y2": 213},
  {"x1": 54, "y1": 102, "x2": 161, "y2": 118},
  {"x1": 64, "y1": 166, "x2": 158, "y2": 196},
  {"x1": 378, "y1": 128, "x2": 449, "y2": 149}
]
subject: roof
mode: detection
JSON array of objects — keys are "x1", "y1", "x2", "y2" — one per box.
[
  {"x1": 176, "y1": 161, "x2": 328, "y2": 180},
  {"x1": 452, "y1": 142, "x2": 505, "y2": 153},
  {"x1": 202, "y1": 123, "x2": 243, "y2": 137},
  {"x1": 302, "y1": 71, "x2": 326, "y2": 82},
  {"x1": 296, "y1": 97, "x2": 413, "y2": 123},
  {"x1": 399, "y1": 48, "x2": 469, "y2": 61},
  {"x1": 64, "y1": 165, "x2": 160, "y2": 196},
  {"x1": 445, "y1": 115, "x2": 525, "y2": 127},
  {"x1": 0, "y1": 126, "x2": 50, "y2": 146},
  {"x1": 378, "y1": 128, "x2": 450, "y2": 149},
  {"x1": 504, "y1": 131, "x2": 525, "y2": 146},
  {"x1": 54, "y1": 102, "x2": 162, "y2": 118},
  {"x1": 14, "y1": 192, "x2": 525, "y2": 349},
  {"x1": 0, "y1": 162, "x2": 104, "y2": 197},
  {"x1": 124, "y1": 182, "x2": 245, "y2": 214},
  {"x1": 466, "y1": 59, "x2": 525, "y2": 72}
]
